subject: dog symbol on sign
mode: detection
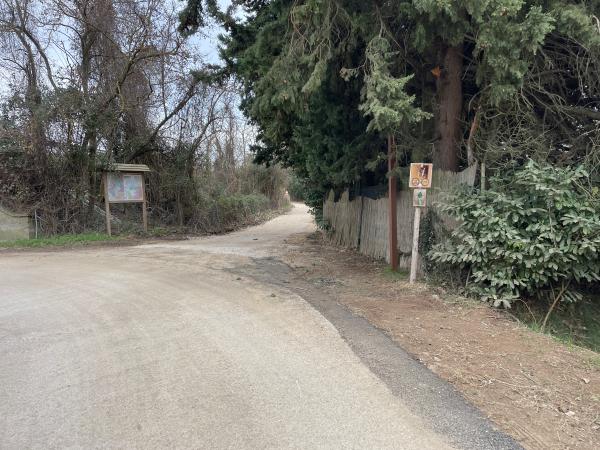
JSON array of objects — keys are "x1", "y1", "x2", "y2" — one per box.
[{"x1": 413, "y1": 189, "x2": 427, "y2": 207}]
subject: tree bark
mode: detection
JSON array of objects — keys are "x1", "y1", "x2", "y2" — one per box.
[{"x1": 434, "y1": 44, "x2": 463, "y2": 172}]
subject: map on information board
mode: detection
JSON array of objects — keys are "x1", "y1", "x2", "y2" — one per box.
[{"x1": 107, "y1": 173, "x2": 144, "y2": 202}]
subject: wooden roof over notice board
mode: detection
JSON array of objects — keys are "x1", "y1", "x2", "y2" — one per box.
[{"x1": 107, "y1": 163, "x2": 151, "y2": 172}]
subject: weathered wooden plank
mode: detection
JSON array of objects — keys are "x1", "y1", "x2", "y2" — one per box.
[
  {"x1": 109, "y1": 163, "x2": 151, "y2": 172},
  {"x1": 323, "y1": 165, "x2": 477, "y2": 267},
  {"x1": 324, "y1": 190, "x2": 362, "y2": 248}
]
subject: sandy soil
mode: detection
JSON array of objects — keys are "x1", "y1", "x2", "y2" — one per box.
[{"x1": 282, "y1": 231, "x2": 600, "y2": 450}]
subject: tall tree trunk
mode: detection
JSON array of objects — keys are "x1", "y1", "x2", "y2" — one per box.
[
  {"x1": 434, "y1": 44, "x2": 463, "y2": 171},
  {"x1": 80, "y1": 19, "x2": 99, "y2": 227},
  {"x1": 86, "y1": 133, "x2": 98, "y2": 227},
  {"x1": 15, "y1": 30, "x2": 46, "y2": 169}
]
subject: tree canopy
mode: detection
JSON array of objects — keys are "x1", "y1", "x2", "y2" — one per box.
[
  {"x1": 181, "y1": 0, "x2": 600, "y2": 205},
  {"x1": 0, "y1": 0, "x2": 280, "y2": 233}
]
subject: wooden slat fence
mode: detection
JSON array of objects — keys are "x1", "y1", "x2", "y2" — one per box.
[{"x1": 323, "y1": 165, "x2": 477, "y2": 268}]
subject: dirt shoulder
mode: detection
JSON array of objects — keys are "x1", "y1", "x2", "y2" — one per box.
[{"x1": 282, "y1": 232, "x2": 600, "y2": 450}]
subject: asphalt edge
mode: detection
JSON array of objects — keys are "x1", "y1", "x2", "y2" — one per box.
[{"x1": 234, "y1": 256, "x2": 522, "y2": 450}]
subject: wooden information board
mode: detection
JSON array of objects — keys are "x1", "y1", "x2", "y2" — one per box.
[
  {"x1": 102, "y1": 164, "x2": 150, "y2": 235},
  {"x1": 106, "y1": 173, "x2": 144, "y2": 203}
]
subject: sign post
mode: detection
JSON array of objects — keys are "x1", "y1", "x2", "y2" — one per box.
[
  {"x1": 409, "y1": 163, "x2": 433, "y2": 283},
  {"x1": 410, "y1": 207, "x2": 422, "y2": 284},
  {"x1": 102, "y1": 164, "x2": 150, "y2": 236}
]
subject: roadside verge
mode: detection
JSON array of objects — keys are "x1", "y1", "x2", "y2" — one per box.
[{"x1": 280, "y1": 232, "x2": 600, "y2": 450}]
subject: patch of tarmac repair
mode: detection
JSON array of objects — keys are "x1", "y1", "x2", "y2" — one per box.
[{"x1": 230, "y1": 256, "x2": 522, "y2": 450}]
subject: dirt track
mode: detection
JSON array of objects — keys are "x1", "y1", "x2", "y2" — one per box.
[{"x1": 0, "y1": 204, "x2": 517, "y2": 449}]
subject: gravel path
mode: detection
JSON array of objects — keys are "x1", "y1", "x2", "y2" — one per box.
[{"x1": 0, "y1": 205, "x2": 511, "y2": 449}]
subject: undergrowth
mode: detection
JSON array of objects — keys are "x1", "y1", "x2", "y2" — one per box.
[
  {"x1": 0, "y1": 232, "x2": 121, "y2": 248},
  {"x1": 513, "y1": 298, "x2": 600, "y2": 353}
]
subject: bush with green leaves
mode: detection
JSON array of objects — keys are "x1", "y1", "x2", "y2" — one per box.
[{"x1": 430, "y1": 161, "x2": 600, "y2": 329}]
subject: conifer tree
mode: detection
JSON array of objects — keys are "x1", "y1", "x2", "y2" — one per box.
[{"x1": 181, "y1": 0, "x2": 600, "y2": 203}]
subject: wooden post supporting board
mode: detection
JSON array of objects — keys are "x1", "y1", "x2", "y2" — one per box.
[
  {"x1": 388, "y1": 135, "x2": 398, "y2": 271},
  {"x1": 142, "y1": 181, "x2": 148, "y2": 233},
  {"x1": 102, "y1": 164, "x2": 150, "y2": 236},
  {"x1": 103, "y1": 173, "x2": 112, "y2": 236},
  {"x1": 409, "y1": 207, "x2": 421, "y2": 284}
]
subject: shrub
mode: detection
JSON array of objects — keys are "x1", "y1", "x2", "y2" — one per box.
[
  {"x1": 430, "y1": 161, "x2": 600, "y2": 329},
  {"x1": 214, "y1": 194, "x2": 270, "y2": 227},
  {"x1": 238, "y1": 163, "x2": 288, "y2": 207}
]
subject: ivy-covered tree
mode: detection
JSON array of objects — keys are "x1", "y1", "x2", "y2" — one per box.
[{"x1": 181, "y1": 0, "x2": 600, "y2": 203}]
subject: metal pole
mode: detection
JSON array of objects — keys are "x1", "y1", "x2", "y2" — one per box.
[
  {"x1": 388, "y1": 135, "x2": 398, "y2": 271},
  {"x1": 409, "y1": 207, "x2": 422, "y2": 284},
  {"x1": 480, "y1": 161, "x2": 486, "y2": 192}
]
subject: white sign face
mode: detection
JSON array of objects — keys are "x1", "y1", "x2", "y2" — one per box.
[
  {"x1": 107, "y1": 173, "x2": 144, "y2": 202},
  {"x1": 413, "y1": 188, "x2": 427, "y2": 207}
]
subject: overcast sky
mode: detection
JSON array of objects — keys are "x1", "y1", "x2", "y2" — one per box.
[{"x1": 189, "y1": 0, "x2": 233, "y2": 64}]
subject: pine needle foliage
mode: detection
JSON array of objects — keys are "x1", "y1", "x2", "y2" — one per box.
[{"x1": 181, "y1": 0, "x2": 600, "y2": 206}]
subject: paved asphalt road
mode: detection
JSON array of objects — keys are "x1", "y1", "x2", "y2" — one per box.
[{"x1": 0, "y1": 204, "x2": 516, "y2": 449}]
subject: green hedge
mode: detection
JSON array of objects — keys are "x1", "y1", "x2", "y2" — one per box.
[{"x1": 430, "y1": 161, "x2": 600, "y2": 329}]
